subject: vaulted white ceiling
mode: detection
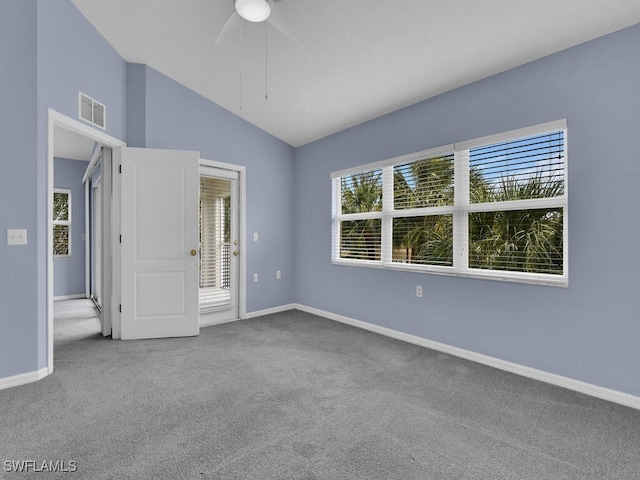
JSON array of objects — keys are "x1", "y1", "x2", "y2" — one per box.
[{"x1": 70, "y1": 0, "x2": 640, "y2": 147}]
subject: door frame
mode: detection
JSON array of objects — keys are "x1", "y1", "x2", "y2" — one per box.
[
  {"x1": 110, "y1": 155, "x2": 247, "y2": 338},
  {"x1": 200, "y1": 158, "x2": 247, "y2": 321},
  {"x1": 47, "y1": 109, "x2": 126, "y2": 373},
  {"x1": 91, "y1": 178, "x2": 102, "y2": 307},
  {"x1": 84, "y1": 142, "x2": 102, "y2": 299},
  {"x1": 198, "y1": 165, "x2": 240, "y2": 326}
]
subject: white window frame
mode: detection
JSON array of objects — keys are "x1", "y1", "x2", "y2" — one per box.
[
  {"x1": 53, "y1": 188, "x2": 72, "y2": 258},
  {"x1": 331, "y1": 120, "x2": 568, "y2": 287}
]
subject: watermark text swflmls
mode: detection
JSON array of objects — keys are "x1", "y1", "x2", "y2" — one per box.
[{"x1": 4, "y1": 460, "x2": 77, "y2": 473}]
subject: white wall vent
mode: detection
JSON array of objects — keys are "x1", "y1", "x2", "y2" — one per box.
[{"x1": 78, "y1": 92, "x2": 106, "y2": 129}]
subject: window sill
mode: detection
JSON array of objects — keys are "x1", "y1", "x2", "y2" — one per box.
[{"x1": 332, "y1": 259, "x2": 568, "y2": 288}]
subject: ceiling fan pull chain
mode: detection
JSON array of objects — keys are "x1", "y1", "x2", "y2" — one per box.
[
  {"x1": 265, "y1": 21, "x2": 269, "y2": 100},
  {"x1": 239, "y1": 68, "x2": 243, "y2": 110},
  {"x1": 239, "y1": 26, "x2": 244, "y2": 110}
]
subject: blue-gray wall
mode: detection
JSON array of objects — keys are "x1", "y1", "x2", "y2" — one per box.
[
  {"x1": 128, "y1": 64, "x2": 296, "y2": 312},
  {"x1": 36, "y1": 0, "x2": 127, "y2": 371},
  {"x1": 0, "y1": 0, "x2": 127, "y2": 378},
  {"x1": 0, "y1": 0, "x2": 39, "y2": 378},
  {"x1": 293, "y1": 24, "x2": 640, "y2": 397},
  {"x1": 53, "y1": 158, "x2": 88, "y2": 297}
]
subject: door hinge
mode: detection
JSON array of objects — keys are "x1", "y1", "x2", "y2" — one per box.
[
  {"x1": 119, "y1": 304, "x2": 122, "y2": 313},
  {"x1": 119, "y1": 235, "x2": 122, "y2": 243},
  {"x1": 119, "y1": 165, "x2": 122, "y2": 174}
]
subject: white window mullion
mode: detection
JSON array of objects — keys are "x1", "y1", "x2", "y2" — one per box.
[
  {"x1": 453, "y1": 149, "x2": 469, "y2": 271},
  {"x1": 331, "y1": 177, "x2": 341, "y2": 261},
  {"x1": 381, "y1": 166, "x2": 393, "y2": 264}
]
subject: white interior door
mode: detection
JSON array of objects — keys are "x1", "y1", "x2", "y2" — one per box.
[
  {"x1": 120, "y1": 147, "x2": 200, "y2": 340},
  {"x1": 199, "y1": 167, "x2": 239, "y2": 325}
]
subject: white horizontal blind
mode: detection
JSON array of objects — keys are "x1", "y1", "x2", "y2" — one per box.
[
  {"x1": 331, "y1": 120, "x2": 568, "y2": 286},
  {"x1": 391, "y1": 152, "x2": 455, "y2": 267},
  {"x1": 338, "y1": 168, "x2": 383, "y2": 261},
  {"x1": 341, "y1": 169, "x2": 383, "y2": 214},
  {"x1": 468, "y1": 208, "x2": 563, "y2": 274},
  {"x1": 467, "y1": 129, "x2": 565, "y2": 276},
  {"x1": 199, "y1": 176, "x2": 231, "y2": 311},
  {"x1": 469, "y1": 131, "x2": 564, "y2": 203},
  {"x1": 391, "y1": 215, "x2": 453, "y2": 266},
  {"x1": 393, "y1": 152, "x2": 454, "y2": 209},
  {"x1": 340, "y1": 219, "x2": 382, "y2": 261}
]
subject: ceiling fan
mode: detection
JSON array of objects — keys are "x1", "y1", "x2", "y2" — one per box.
[{"x1": 215, "y1": 0, "x2": 306, "y2": 49}]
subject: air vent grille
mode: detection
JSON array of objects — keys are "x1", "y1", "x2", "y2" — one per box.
[{"x1": 78, "y1": 92, "x2": 106, "y2": 129}]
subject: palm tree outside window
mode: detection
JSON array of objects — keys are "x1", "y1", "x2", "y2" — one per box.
[{"x1": 331, "y1": 120, "x2": 567, "y2": 286}]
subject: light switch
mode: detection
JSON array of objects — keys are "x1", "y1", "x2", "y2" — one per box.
[
  {"x1": 253, "y1": 232, "x2": 259, "y2": 241},
  {"x1": 7, "y1": 229, "x2": 27, "y2": 246}
]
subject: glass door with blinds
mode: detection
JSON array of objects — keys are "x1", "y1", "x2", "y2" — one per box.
[{"x1": 199, "y1": 167, "x2": 239, "y2": 324}]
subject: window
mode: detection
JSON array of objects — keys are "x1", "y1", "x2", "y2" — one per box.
[
  {"x1": 331, "y1": 120, "x2": 567, "y2": 286},
  {"x1": 53, "y1": 189, "x2": 71, "y2": 257}
]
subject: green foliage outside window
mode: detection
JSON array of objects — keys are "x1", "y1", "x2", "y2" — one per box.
[
  {"x1": 339, "y1": 157, "x2": 563, "y2": 274},
  {"x1": 53, "y1": 191, "x2": 70, "y2": 256}
]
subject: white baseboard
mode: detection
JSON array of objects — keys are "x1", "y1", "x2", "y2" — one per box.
[
  {"x1": 53, "y1": 294, "x2": 87, "y2": 301},
  {"x1": 294, "y1": 304, "x2": 640, "y2": 411},
  {"x1": 243, "y1": 303, "x2": 296, "y2": 320},
  {"x1": 0, "y1": 367, "x2": 50, "y2": 391}
]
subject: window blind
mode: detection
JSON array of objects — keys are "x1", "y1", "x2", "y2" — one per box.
[
  {"x1": 340, "y1": 219, "x2": 382, "y2": 261},
  {"x1": 199, "y1": 177, "x2": 231, "y2": 311},
  {"x1": 393, "y1": 153, "x2": 454, "y2": 209},
  {"x1": 469, "y1": 131, "x2": 564, "y2": 203},
  {"x1": 331, "y1": 120, "x2": 567, "y2": 286},
  {"x1": 392, "y1": 215, "x2": 453, "y2": 266},
  {"x1": 341, "y1": 169, "x2": 383, "y2": 214}
]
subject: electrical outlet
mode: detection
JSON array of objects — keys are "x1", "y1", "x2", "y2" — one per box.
[
  {"x1": 253, "y1": 273, "x2": 258, "y2": 282},
  {"x1": 416, "y1": 285, "x2": 422, "y2": 298},
  {"x1": 276, "y1": 270, "x2": 281, "y2": 279}
]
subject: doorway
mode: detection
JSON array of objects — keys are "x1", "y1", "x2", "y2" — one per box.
[
  {"x1": 48, "y1": 111, "x2": 246, "y2": 364},
  {"x1": 113, "y1": 152, "x2": 246, "y2": 338},
  {"x1": 47, "y1": 109, "x2": 126, "y2": 372},
  {"x1": 199, "y1": 166, "x2": 240, "y2": 325},
  {"x1": 51, "y1": 131, "x2": 92, "y2": 301}
]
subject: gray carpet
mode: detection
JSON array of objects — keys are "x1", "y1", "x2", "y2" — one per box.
[
  {"x1": 52, "y1": 299, "x2": 101, "y2": 347},
  {"x1": 1, "y1": 309, "x2": 639, "y2": 479}
]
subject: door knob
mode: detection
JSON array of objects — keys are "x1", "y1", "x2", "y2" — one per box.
[
  {"x1": 190, "y1": 249, "x2": 198, "y2": 256},
  {"x1": 233, "y1": 250, "x2": 239, "y2": 256}
]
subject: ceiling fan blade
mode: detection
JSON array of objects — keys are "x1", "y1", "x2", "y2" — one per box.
[
  {"x1": 267, "y1": 1, "x2": 308, "y2": 50},
  {"x1": 215, "y1": 10, "x2": 242, "y2": 46}
]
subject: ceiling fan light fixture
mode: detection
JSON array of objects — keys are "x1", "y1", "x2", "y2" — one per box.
[{"x1": 235, "y1": 0, "x2": 271, "y2": 23}]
